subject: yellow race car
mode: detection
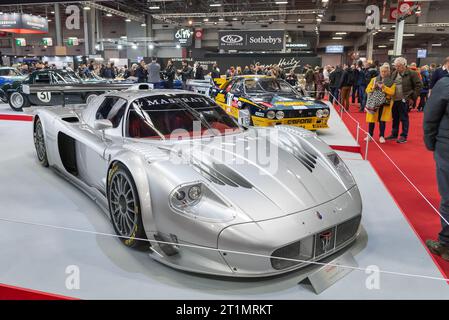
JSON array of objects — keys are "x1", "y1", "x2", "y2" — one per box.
[{"x1": 210, "y1": 75, "x2": 330, "y2": 130}]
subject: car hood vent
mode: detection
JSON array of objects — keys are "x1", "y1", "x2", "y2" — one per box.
[
  {"x1": 276, "y1": 131, "x2": 318, "y2": 173},
  {"x1": 190, "y1": 156, "x2": 253, "y2": 189}
]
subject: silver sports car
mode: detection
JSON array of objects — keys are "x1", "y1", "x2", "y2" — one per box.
[{"x1": 32, "y1": 86, "x2": 362, "y2": 277}]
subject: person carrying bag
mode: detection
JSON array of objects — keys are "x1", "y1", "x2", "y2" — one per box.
[{"x1": 365, "y1": 63, "x2": 396, "y2": 143}]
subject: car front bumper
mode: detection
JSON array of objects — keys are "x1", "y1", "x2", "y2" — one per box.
[{"x1": 252, "y1": 116, "x2": 329, "y2": 130}]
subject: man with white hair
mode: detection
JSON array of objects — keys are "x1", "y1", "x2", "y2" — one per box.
[{"x1": 385, "y1": 57, "x2": 422, "y2": 144}]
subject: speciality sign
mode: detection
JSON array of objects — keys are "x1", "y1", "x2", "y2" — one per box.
[
  {"x1": 67, "y1": 37, "x2": 79, "y2": 46},
  {"x1": 42, "y1": 37, "x2": 53, "y2": 46},
  {"x1": 218, "y1": 30, "x2": 285, "y2": 51},
  {"x1": 15, "y1": 38, "x2": 26, "y2": 46},
  {"x1": 326, "y1": 45, "x2": 344, "y2": 53},
  {"x1": 0, "y1": 13, "x2": 48, "y2": 34},
  {"x1": 286, "y1": 41, "x2": 311, "y2": 50},
  {"x1": 174, "y1": 28, "x2": 193, "y2": 47}
]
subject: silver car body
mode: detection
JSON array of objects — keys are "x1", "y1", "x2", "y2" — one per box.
[{"x1": 32, "y1": 88, "x2": 362, "y2": 277}]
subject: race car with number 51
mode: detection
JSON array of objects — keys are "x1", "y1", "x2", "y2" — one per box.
[{"x1": 210, "y1": 75, "x2": 330, "y2": 130}]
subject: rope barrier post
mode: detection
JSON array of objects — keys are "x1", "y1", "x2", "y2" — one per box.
[
  {"x1": 356, "y1": 123, "x2": 360, "y2": 143},
  {"x1": 364, "y1": 135, "x2": 370, "y2": 160}
]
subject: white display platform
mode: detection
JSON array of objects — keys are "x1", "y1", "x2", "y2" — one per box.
[{"x1": 0, "y1": 103, "x2": 448, "y2": 299}]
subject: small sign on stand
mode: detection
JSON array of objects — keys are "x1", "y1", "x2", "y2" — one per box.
[{"x1": 299, "y1": 251, "x2": 358, "y2": 294}]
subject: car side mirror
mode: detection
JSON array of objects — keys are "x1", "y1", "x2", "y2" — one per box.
[{"x1": 94, "y1": 119, "x2": 113, "y2": 131}]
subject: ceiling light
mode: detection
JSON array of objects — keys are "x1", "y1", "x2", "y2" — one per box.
[
  {"x1": 297, "y1": 18, "x2": 301, "y2": 22},
  {"x1": 232, "y1": 17, "x2": 238, "y2": 21},
  {"x1": 141, "y1": 23, "x2": 147, "y2": 27},
  {"x1": 132, "y1": 44, "x2": 137, "y2": 49},
  {"x1": 188, "y1": 19, "x2": 193, "y2": 25},
  {"x1": 432, "y1": 43, "x2": 442, "y2": 47},
  {"x1": 125, "y1": 18, "x2": 131, "y2": 22},
  {"x1": 317, "y1": 14, "x2": 323, "y2": 18},
  {"x1": 50, "y1": 11, "x2": 55, "y2": 14},
  {"x1": 203, "y1": 18, "x2": 209, "y2": 22},
  {"x1": 403, "y1": 33, "x2": 415, "y2": 37},
  {"x1": 106, "y1": 13, "x2": 112, "y2": 17},
  {"x1": 149, "y1": 44, "x2": 154, "y2": 49},
  {"x1": 378, "y1": 45, "x2": 387, "y2": 48},
  {"x1": 47, "y1": 19, "x2": 52, "y2": 22},
  {"x1": 335, "y1": 32, "x2": 347, "y2": 35},
  {"x1": 117, "y1": 44, "x2": 123, "y2": 50},
  {"x1": 218, "y1": 18, "x2": 224, "y2": 21},
  {"x1": 176, "y1": 44, "x2": 181, "y2": 49},
  {"x1": 275, "y1": 1, "x2": 288, "y2": 4},
  {"x1": 83, "y1": 6, "x2": 91, "y2": 10},
  {"x1": 418, "y1": 24, "x2": 423, "y2": 27},
  {"x1": 149, "y1": 6, "x2": 160, "y2": 10},
  {"x1": 210, "y1": 3, "x2": 222, "y2": 6},
  {"x1": 316, "y1": 18, "x2": 322, "y2": 22},
  {"x1": 332, "y1": 37, "x2": 343, "y2": 40}
]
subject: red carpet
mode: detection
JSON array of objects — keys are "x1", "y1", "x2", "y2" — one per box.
[{"x1": 338, "y1": 102, "x2": 449, "y2": 279}]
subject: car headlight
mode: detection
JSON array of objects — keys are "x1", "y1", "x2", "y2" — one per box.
[
  {"x1": 326, "y1": 152, "x2": 356, "y2": 189},
  {"x1": 169, "y1": 182, "x2": 236, "y2": 222},
  {"x1": 316, "y1": 109, "x2": 324, "y2": 118},
  {"x1": 267, "y1": 110, "x2": 276, "y2": 119},
  {"x1": 322, "y1": 108, "x2": 330, "y2": 118},
  {"x1": 275, "y1": 110, "x2": 284, "y2": 120}
]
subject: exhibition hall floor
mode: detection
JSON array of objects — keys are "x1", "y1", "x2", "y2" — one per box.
[{"x1": 0, "y1": 103, "x2": 448, "y2": 299}]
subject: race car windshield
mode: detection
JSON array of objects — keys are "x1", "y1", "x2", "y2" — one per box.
[
  {"x1": 127, "y1": 94, "x2": 243, "y2": 139},
  {"x1": 54, "y1": 70, "x2": 83, "y2": 84},
  {"x1": 244, "y1": 78, "x2": 299, "y2": 95}
]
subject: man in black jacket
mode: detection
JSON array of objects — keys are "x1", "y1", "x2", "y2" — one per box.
[
  {"x1": 178, "y1": 60, "x2": 193, "y2": 90},
  {"x1": 430, "y1": 57, "x2": 449, "y2": 89},
  {"x1": 329, "y1": 65, "x2": 342, "y2": 104},
  {"x1": 163, "y1": 59, "x2": 176, "y2": 89},
  {"x1": 423, "y1": 75, "x2": 449, "y2": 260}
]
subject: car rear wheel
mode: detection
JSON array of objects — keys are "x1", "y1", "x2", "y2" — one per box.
[
  {"x1": 33, "y1": 118, "x2": 49, "y2": 167},
  {"x1": 107, "y1": 162, "x2": 147, "y2": 249},
  {"x1": 9, "y1": 91, "x2": 30, "y2": 112}
]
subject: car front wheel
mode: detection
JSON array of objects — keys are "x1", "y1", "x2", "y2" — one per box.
[
  {"x1": 107, "y1": 162, "x2": 147, "y2": 249},
  {"x1": 33, "y1": 118, "x2": 49, "y2": 167},
  {"x1": 9, "y1": 91, "x2": 30, "y2": 111}
]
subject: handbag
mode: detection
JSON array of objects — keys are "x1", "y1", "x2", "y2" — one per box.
[{"x1": 365, "y1": 78, "x2": 387, "y2": 114}]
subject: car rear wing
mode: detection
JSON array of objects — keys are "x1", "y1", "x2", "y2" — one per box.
[{"x1": 22, "y1": 83, "x2": 134, "y2": 107}]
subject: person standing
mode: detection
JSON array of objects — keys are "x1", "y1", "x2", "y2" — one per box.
[
  {"x1": 194, "y1": 62, "x2": 205, "y2": 80},
  {"x1": 210, "y1": 63, "x2": 220, "y2": 78},
  {"x1": 338, "y1": 65, "x2": 353, "y2": 111},
  {"x1": 178, "y1": 60, "x2": 193, "y2": 90},
  {"x1": 350, "y1": 64, "x2": 359, "y2": 104},
  {"x1": 304, "y1": 65, "x2": 315, "y2": 95},
  {"x1": 314, "y1": 67, "x2": 325, "y2": 100},
  {"x1": 147, "y1": 57, "x2": 161, "y2": 86},
  {"x1": 136, "y1": 60, "x2": 148, "y2": 83},
  {"x1": 423, "y1": 74, "x2": 449, "y2": 261},
  {"x1": 430, "y1": 57, "x2": 449, "y2": 90},
  {"x1": 365, "y1": 63, "x2": 396, "y2": 143},
  {"x1": 385, "y1": 57, "x2": 422, "y2": 144},
  {"x1": 418, "y1": 65, "x2": 430, "y2": 112},
  {"x1": 356, "y1": 61, "x2": 368, "y2": 112},
  {"x1": 163, "y1": 59, "x2": 176, "y2": 89},
  {"x1": 329, "y1": 65, "x2": 342, "y2": 104}
]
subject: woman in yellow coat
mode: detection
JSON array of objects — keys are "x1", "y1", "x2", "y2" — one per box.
[{"x1": 365, "y1": 63, "x2": 396, "y2": 143}]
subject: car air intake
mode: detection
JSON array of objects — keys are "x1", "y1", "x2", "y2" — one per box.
[
  {"x1": 270, "y1": 215, "x2": 361, "y2": 270},
  {"x1": 191, "y1": 158, "x2": 253, "y2": 189}
]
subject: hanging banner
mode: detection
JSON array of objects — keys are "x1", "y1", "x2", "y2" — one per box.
[
  {"x1": 0, "y1": 13, "x2": 48, "y2": 34},
  {"x1": 174, "y1": 28, "x2": 193, "y2": 47},
  {"x1": 218, "y1": 30, "x2": 285, "y2": 51}
]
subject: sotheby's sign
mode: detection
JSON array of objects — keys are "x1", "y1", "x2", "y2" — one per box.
[{"x1": 218, "y1": 30, "x2": 285, "y2": 51}]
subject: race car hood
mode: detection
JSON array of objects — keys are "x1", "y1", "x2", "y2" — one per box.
[
  {"x1": 135, "y1": 127, "x2": 352, "y2": 222},
  {"x1": 249, "y1": 93, "x2": 328, "y2": 110}
]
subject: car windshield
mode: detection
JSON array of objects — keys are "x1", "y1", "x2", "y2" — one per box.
[
  {"x1": 54, "y1": 70, "x2": 82, "y2": 84},
  {"x1": 127, "y1": 94, "x2": 242, "y2": 139},
  {"x1": 0, "y1": 69, "x2": 22, "y2": 77},
  {"x1": 244, "y1": 78, "x2": 299, "y2": 95}
]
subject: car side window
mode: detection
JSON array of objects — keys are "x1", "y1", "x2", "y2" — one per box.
[
  {"x1": 231, "y1": 79, "x2": 244, "y2": 94},
  {"x1": 95, "y1": 97, "x2": 128, "y2": 128},
  {"x1": 34, "y1": 72, "x2": 50, "y2": 84}
]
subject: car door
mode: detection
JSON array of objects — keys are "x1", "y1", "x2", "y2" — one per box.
[{"x1": 76, "y1": 96, "x2": 128, "y2": 193}]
